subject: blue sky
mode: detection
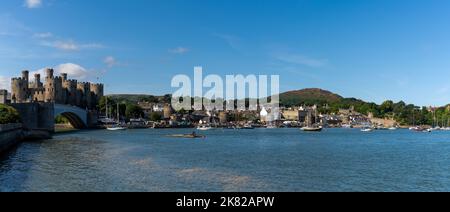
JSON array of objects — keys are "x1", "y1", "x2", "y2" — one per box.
[{"x1": 1, "y1": 0, "x2": 450, "y2": 106}]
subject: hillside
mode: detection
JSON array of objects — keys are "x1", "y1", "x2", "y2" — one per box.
[
  {"x1": 108, "y1": 88, "x2": 351, "y2": 107},
  {"x1": 280, "y1": 88, "x2": 344, "y2": 107},
  {"x1": 107, "y1": 94, "x2": 171, "y2": 104}
]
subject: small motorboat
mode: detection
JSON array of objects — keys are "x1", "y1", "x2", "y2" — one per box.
[
  {"x1": 197, "y1": 125, "x2": 212, "y2": 131},
  {"x1": 361, "y1": 128, "x2": 374, "y2": 132},
  {"x1": 341, "y1": 124, "x2": 353, "y2": 129},
  {"x1": 410, "y1": 126, "x2": 425, "y2": 132},
  {"x1": 301, "y1": 126, "x2": 323, "y2": 132},
  {"x1": 243, "y1": 124, "x2": 255, "y2": 129},
  {"x1": 107, "y1": 125, "x2": 127, "y2": 131},
  {"x1": 388, "y1": 127, "x2": 397, "y2": 130},
  {"x1": 168, "y1": 133, "x2": 206, "y2": 139}
]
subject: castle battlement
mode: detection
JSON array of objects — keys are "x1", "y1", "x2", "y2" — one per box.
[
  {"x1": 64, "y1": 79, "x2": 78, "y2": 83},
  {"x1": 11, "y1": 77, "x2": 27, "y2": 81},
  {"x1": 90, "y1": 83, "x2": 104, "y2": 90},
  {"x1": 77, "y1": 82, "x2": 90, "y2": 86},
  {"x1": 10, "y1": 68, "x2": 103, "y2": 109}
]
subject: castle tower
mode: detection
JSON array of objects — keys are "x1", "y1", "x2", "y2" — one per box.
[
  {"x1": 11, "y1": 76, "x2": 29, "y2": 103},
  {"x1": 61, "y1": 73, "x2": 68, "y2": 81},
  {"x1": 46, "y1": 68, "x2": 54, "y2": 79},
  {"x1": 62, "y1": 74, "x2": 77, "y2": 105},
  {"x1": 30, "y1": 73, "x2": 43, "y2": 89},
  {"x1": 44, "y1": 69, "x2": 63, "y2": 103},
  {"x1": 34, "y1": 73, "x2": 42, "y2": 88},
  {"x1": 22, "y1": 70, "x2": 29, "y2": 85}
]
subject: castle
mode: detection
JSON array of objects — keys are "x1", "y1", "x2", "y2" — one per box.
[{"x1": 10, "y1": 69, "x2": 103, "y2": 110}]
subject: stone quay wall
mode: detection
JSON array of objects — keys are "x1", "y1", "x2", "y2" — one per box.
[{"x1": 0, "y1": 123, "x2": 23, "y2": 154}]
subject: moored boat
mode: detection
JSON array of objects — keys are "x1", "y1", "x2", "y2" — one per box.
[
  {"x1": 107, "y1": 125, "x2": 127, "y2": 131},
  {"x1": 168, "y1": 133, "x2": 206, "y2": 139},
  {"x1": 197, "y1": 125, "x2": 212, "y2": 131},
  {"x1": 243, "y1": 124, "x2": 255, "y2": 129},
  {"x1": 301, "y1": 126, "x2": 323, "y2": 132},
  {"x1": 361, "y1": 128, "x2": 374, "y2": 132}
]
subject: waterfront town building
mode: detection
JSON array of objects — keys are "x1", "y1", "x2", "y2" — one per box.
[{"x1": 137, "y1": 101, "x2": 166, "y2": 118}]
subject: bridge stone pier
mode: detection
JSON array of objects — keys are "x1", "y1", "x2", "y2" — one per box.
[{"x1": 10, "y1": 103, "x2": 55, "y2": 133}]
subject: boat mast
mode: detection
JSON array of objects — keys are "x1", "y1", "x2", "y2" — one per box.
[
  {"x1": 105, "y1": 96, "x2": 108, "y2": 119},
  {"x1": 117, "y1": 103, "x2": 120, "y2": 123}
]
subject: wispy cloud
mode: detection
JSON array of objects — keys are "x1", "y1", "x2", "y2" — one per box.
[
  {"x1": 33, "y1": 32, "x2": 53, "y2": 38},
  {"x1": 40, "y1": 40, "x2": 104, "y2": 51},
  {"x1": 275, "y1": 53, "x2": 328, "y2": 68},
  {"x1": 0, "y1": 14, "x2": 32, "y2": 36},
  {"x1": 213, "y1": 33, "x2": 241, "y2": 50},
  {"x1": 103, "y1": 56, "x2": 117, "y2": 68},
  {"x1": 168, "y1": 47, "x2": 189, "y2": 54},
  {"x1": 24, "y1": 0, "x2": 42, "y2": 9},
  {"x1": 437, "y1": 86, "x2": 450, "y2": 95}
]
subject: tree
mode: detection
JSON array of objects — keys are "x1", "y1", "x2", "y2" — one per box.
[
  {"x1": 380, "y1": 100, "x2": 394, "y2": 114},
  {"x1": 125, "y1": 104, "x2": 144, "y2": 119},
  {"x1": 149, "y1": 112, "x2": 162, "y2": 121},
  {"x1": 55, "y1": 115, "x2": 70, "y2": 124},
  {"x1": 0, "y1": 104, "x2": 21, "y2": 124},
  {"x1": 98, "y1": 96, "x2": 117, "y2": 116}
]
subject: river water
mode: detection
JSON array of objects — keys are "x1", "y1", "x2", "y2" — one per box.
[{"x1": 1, "y1": 128, "x2": 450, "y2": 192}]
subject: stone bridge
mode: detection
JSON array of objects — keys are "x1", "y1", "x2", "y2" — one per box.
[{"x1": 10, "y1": 103, "x2": 94, "y2": 132}]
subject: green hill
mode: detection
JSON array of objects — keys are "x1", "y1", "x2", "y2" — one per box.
[{"x1": 280, "y1": 88, "x2": 344, "y2": 107}]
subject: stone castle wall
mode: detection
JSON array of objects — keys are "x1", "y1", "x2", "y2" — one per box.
[{"x1": 10, "y1": 69, "x2": 103, "y2": 110}]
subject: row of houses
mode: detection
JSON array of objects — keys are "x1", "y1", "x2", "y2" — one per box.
[{"x1": 135, "y1": 99, "x2": 397, "y2": 127}]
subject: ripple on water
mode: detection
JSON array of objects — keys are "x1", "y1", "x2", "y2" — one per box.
[{"x1": 2, "y1": 128, "x2": 450, "y2": 191}]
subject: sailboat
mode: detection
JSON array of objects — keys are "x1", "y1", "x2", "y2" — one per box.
[
  {"x1": 301, "y1": 108, "x2": 323, "y2": 132},
  {"x1": 107, "y1": 103, "x2": 127, "y2": 131}
]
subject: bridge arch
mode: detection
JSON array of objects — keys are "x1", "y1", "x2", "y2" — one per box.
[
  {"x1": 54, "y1": 104, "x2": 88, "y2": 129},
  {"x1": 57, "y1": 112, "x2": 86, "y2": 129}
]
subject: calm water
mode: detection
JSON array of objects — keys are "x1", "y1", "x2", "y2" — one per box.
[{"x1": 1, "y1": 128, "x2": 450, "y2": 192}]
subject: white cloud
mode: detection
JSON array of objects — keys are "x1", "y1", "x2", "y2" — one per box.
[
  {"x1": 41, "y1": 40, "x2": 104, "y2": 51},
  {"x1": 24, "y1": 0, "x2": 42, "y2": 9},
  {"x1": 213, "y1": 33, "x2": 241, "y2": 50},
  {"x1": 53, "y1": 40, "x2": 78, "y2": 51},
  {"x1": 33, "y1": 32, "x2": 53, "y2": 38},
  {"x1": 275, "y1": 54, "x2": 328, "y2": 68},
  {"x1": 55, "y1": 63, "x2": 90, "y2": 79},
  {"x1": 169, "y1": 47, "x2": 189, "y2": 54},
  {"x1": 32, "y1": 63, "x2": 90, "y2": 80},
  {"x1": 103, "y1": 56, "x2": 117, "y2": 68}
]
